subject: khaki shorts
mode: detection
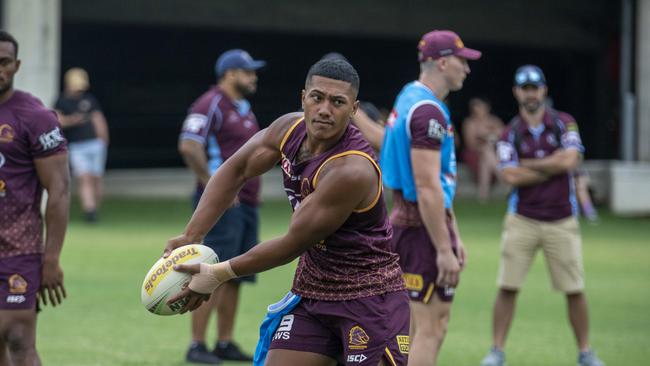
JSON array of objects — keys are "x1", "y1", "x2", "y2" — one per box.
[{"x1": 497, "y1": 214, "x2": 584, "y2": 293}]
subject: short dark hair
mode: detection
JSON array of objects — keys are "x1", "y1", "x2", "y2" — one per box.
[
  {"x1": 305, "y1": 58, "x2": 360, "y2": 94},
  {"x1": 0, "y1": 30, "x2": 18, "y2": 57},
  {"x1": 320, "y1": 52, "x2": 349, "y2": 63}
]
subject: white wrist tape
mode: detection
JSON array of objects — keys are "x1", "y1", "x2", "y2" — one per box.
[{"x1": 188, "y1": 261, "x2": 237, "y2": 294}]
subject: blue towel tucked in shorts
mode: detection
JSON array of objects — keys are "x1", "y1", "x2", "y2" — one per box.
[{"x1": 253, "y1": 291, "x2": 301, "y2": 366}]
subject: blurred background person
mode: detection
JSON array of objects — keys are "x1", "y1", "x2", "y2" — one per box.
[
  {"x1": 479, "y1": 65, "x2": 604, "y2": 366},
  {"x1": 54, "y1": 67, "x2": 109, "y2": 223},
  {"x1": 178, "y1": 49, "x2": 265, "y2": 364},
  {"x1": 351, "y1": 101, "x2": 386, "y2": 152},
  {"x1": 461, "y1": 97, "x2": 503, "y2": 203}
]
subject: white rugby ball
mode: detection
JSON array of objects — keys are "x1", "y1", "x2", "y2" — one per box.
[{"x1": 141, "y1": 244, "x2": 218, "y2": 315}]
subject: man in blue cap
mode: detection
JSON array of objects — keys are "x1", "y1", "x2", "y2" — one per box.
[
  {"x1": 178, "y1": 49, "x2": 265, "y2": 364},
  {"x1": 479, "y1": 65, "x2": 605, "y2": 366}
]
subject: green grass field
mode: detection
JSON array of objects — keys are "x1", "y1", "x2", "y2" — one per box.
[{"x1": 37, "y1": 198, "x2": 650, "y2": 365}]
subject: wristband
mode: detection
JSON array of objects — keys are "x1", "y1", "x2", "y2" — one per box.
[{"x1": 188, "y1": 261, "x2": 237, "y2": 294}]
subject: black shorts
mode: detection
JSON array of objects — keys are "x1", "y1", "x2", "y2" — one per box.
[{"x1": 193, "y1": 193, "x2": 258, "y2": 283}]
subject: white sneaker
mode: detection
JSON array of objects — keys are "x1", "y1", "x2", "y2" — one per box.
[
  {"x1": 480, "y1": 346, "x2": 505, "y2": 366},
  {"x1": 578, "y1": 349, "x2": 605, "y2": 366}
]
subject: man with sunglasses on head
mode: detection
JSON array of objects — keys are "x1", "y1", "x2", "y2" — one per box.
[{"x1": 479, "y1": 65, "x2": 604, "y2": 366}]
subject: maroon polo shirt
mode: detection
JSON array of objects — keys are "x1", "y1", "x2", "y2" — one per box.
[
  {"x1": 179, "y1": 86, "x2": 261, "y2": 206},
  {"x1": 497, "y1": 109, "x2": 584, "y2": 221}
]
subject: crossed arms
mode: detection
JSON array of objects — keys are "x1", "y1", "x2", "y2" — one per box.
[{"x1": 502, "y1": 148, "x2": 581, "y2": 187}]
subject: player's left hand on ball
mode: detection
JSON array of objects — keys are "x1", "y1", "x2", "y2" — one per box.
[
  {"x1": 166, "y1": 263, "x2": 210, "y2": 314},
  {"x1": 163, "y1": 233, "x2": 203, "y2": 258}
]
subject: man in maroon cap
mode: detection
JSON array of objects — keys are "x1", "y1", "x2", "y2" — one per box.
[{"x1": 360, "y1": 30, "x2": 480, "y2": 366}]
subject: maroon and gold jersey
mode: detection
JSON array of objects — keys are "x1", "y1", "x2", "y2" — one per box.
[
  {"x1": 0, "y1": 90, "x2": 67, "y2": 258},
  {"x1": 279, "y1": 117, "x2": 404, "y2": 301}
]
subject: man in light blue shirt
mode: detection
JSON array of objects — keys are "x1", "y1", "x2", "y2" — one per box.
[{"x1": 380, "y1": 30, "x2": 480, "y2": 366}]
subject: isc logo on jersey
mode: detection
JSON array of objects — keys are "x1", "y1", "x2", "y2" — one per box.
[
  {"x1": 427, "y1": 118, "x2": 445, "y2": 140},
  {"x1": 497, "y1": 141, "x2": 514, "y2": 162},
  {"x1": 562, "y1": 130, "x2": 582, "y2": 147},
  {"x1": 280, "y1": 157, "x2": 292, "y2": 176},
  {"x1": 6, "y1": 295, "x2": 26, "y2": 304},
  {"x1": 273, "y1": 314, "x2": 294, "y2": 341},
  {"x1": 183, "y1": 114, "x2": 208, "y2": 133},
  {"x1": 38, "y1": 127, "x2": 65, "y2": 151},
  {"x1": 443, "y1": 286, "x2": 455, "y2": 296}
]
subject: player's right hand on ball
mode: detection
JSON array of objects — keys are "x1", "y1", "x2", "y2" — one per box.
[
  {"x1": 163, "y1": 233, "x2": 204, "y2": 258},
  {"x1": 167, "y1": 261, "x2": 238, "y2": 314},
  {"x1": 166, "y1": 263, "x2": 211, "y2": 314}
]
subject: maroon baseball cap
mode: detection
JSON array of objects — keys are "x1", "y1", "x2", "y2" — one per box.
[{"x1": 418, "y1": 30, "x2": 481, "y2": 62}]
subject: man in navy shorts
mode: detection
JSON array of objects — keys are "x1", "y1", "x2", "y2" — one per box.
[
  {"x1": 178, "y1": 49, "x2": 265, "y2": 363},
  {"x1": 0, "y1": 30, "x2": 70, "y2": 365}
]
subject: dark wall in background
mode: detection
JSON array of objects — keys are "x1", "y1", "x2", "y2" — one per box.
[
  {"x1": 61, "y1": 0, "x2": 615, "y2": 51},
  {"x1": 60, "y1": 20, "x2": 619, "y2": 168}
]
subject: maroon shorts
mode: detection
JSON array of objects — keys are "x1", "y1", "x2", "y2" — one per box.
[
  {"x1": 0, "y1": 254, "x2": 41, "y2": 310},
  {"x1": 269, "y1": 291, "x2": 410, "y2": 365},
  {"x1": 392, "y1": 215, "x2": 458, "y2": 303}
]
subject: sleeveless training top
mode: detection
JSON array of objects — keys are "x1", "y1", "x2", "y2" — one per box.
[{"x1": 279, "y1": 118, "x2": 404, "y2": 301}]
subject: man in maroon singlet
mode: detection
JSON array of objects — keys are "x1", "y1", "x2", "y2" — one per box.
[
  {"x1": 0, "y1": 30, "x2": 70, "y2": 365},
  {"x1": 165, "y1": 58, "x2": 410, "y2": 366}
]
